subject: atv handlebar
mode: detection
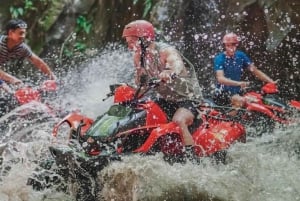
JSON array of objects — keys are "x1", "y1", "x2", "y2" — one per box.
[
  {"x1": 103, "y1": 74, "x2": 178, "y2": 103},
  {"x1": 137, "y1": 73, "x2": 178, "y2": 97},
  {"x1": 242, "y1": 81, "x2": 279, "y2": 95}
]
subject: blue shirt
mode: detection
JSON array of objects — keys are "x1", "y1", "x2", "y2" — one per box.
[{"x1": 214, "y1": 50, "x2": 252, "y2": 94}]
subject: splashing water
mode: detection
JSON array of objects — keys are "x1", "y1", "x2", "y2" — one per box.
[{"x1": 0, "y1": 47, "x2": 299, "y2": 201}]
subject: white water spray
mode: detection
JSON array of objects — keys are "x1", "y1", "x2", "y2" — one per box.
[{"x1": 0, "y1": 47, "x2": 299, "y2": 201}]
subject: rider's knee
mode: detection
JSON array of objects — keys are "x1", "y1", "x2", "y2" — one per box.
[
  {"x1": 231, "y1": 95, "x2": 246, "y2": 108},
  {"x1": 172, "y1": 108, "x2": 194, "y2": 126}
]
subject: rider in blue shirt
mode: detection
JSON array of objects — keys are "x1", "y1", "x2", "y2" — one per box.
[{"x1": 213, "y1": 33, "x2": 275, "y2": 107}]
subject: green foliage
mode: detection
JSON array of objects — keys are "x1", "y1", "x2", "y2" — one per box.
[
  {"x1": 76, "y1": 15, "x2": 92, "y2": 34},
  {"x1": 9, "y1": 7, "x2": 24, "y2": 18},
  {"x1": 72, "y1": 15, "x2": 92, "y2": 53},
  {"x1": 9, "y1": 0, "x2": 36, "y2": 18},
  {"x1": 133, "y1": 0, "x2": 153, "y2": 17},
  {"x1": 63, "y1": 48, "x2": 73, "y2": 58},
  {"x1": 62, "y1": 15, "x2": 93, "y2": 60},
  {"x1": 74, "y1": 42, "x2": 87, "y2": 52},
  {"x1": 24, "y1": 0, "x2": 35, "y2": 10}
]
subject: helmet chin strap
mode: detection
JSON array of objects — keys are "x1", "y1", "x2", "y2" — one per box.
[
  {"x1": 139, "y1": 37, "x2": 149, "y2": 68},
  {"x1": 138, "y1": 37, "x2": 149, "y2": 86}
]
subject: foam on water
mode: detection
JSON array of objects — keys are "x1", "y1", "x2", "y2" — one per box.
[{"x1": 98, "y1": 126, "x2": 300, "y2": 201}]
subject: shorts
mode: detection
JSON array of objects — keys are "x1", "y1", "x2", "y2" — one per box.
[
  {"x1": 156, "y1": 98, "x2": 199, "y2": 119},
  {"x1": 213, "y1": 91, "x2": 242, "y2": 106}
]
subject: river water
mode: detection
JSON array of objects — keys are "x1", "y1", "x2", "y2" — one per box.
[{"x1": 0, "y1": 48, "x2": 299, "y2": 201}]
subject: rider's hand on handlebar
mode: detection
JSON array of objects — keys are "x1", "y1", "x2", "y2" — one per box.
[
  {"x1": 9, "y1": 78, "x2": 22, "y2": 85},
  {"x1": 159, "y1": 71, "x2": 178, "y2": 83},
  {"x1": 148, "y1": 77, "x2": 161, "y2": 87},
  {"x1": 5, "y1": 79, "x2": 24, "y2": 92},
  {"x1": 146, "y1": 72, "x2": 177, "y2": 87},
  {"x1": 159, "y1": 71, "x2": 173, "y2": 83},
  {"x1": 48, "y1": 72, "x2": 57, "y2": 81},
  {"x1": 239, "y1": 81, "x2": 250, "y2": 89}
]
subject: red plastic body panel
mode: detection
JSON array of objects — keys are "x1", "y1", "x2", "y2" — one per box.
[
  {"x1": 193, "y1": 121, "x2": 245, "y2": 156},
  {"x1": 52, "y1": 111, "x2": 94, "y2": 138},
  {"x1": 290, "y1": 100, "x2": 300, "y2": 110},
  {"x1": 134, "y1": 110, "x2": 246, "y2": 157},
  {"x1": 261, "y1": 83, "x2": 278, "y2": 94},
  {"x1": 14, "y1": 87, "x2": 41, "y2": 104},
  {"x1": 114, "y1": 85, "x2": 135, "y2": 103},
  {"x1": 138, "y1": 102, "x2": 168, "y2": 126}
]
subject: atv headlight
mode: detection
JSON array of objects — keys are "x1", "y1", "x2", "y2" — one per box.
[
  {"x1": 82, "y1": 137, "x2": 99, "y2": 155},
  {"x1": 87, "y1": 137, "x2": 95, "y2": 143}
]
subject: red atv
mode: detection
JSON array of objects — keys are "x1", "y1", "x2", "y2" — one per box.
[
  {"x1": 0, "y1": 79, "x2": 59, "y2": 118},
  {"x1": 0, "y1": 79, "x2": 62, "y2": 140},
  {"x1": 243, "y1": 82, "x2": 300, "y2": 121},
  {"x1": 51, "y1": 79, "x2": 246, "y2": 165},
  {"x1": 204, "y1": 82, "x2": 300, "y2": 136},
  {"x1": 28, "y1": 79, "x2": 246, "y2": 196},
  {"x1": 240, "y1": 82, "x2": 300, "y2": 134}
]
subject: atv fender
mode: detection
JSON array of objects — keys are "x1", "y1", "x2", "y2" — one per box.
[
  {"x1": 14, "y1": 87, "x2": 41, "y2": 104},
  {"x1": 193, "y1": 121, "x2": 246, "y2": 157},
  {"x1": 133, "y1": 122, "x2": 182, "y2": 153},
  {"x1": 246, "y1": 102, "x2": 288, "y2": 124},
  {"x1": 52, "y1": 111, "x2": 94, "y2": 138},
  {"x1": 290, "y1": 100, "x2": 300, "y2": 110}
]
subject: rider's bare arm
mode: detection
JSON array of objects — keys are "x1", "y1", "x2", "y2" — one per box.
[
  {"x1": 248, "y1": 64, "x2": 275, "y2": 83},
  {"x1": 159, "y1": 48, "x2": 184, "y2": 82},
  {"x1": 27, "y1": 53, "x2": 56, "y2": 80},
  {"x1": 0, "y1": 69, "x2": 22, "y2": 84}
]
